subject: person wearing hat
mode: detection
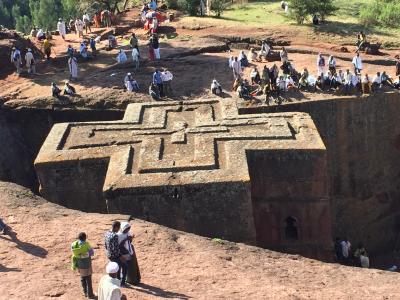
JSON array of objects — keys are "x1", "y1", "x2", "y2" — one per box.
[
  {"x1": 57, "y1": 18, "x2": 66, "y2": 40},
  {"x1": 10, "y1": 47, "x2": 22, "y2": 75},
  {"x1": 25, "y1": 48, "x2": 36, "y2": 74},
  {"x1": 71, "y1": 232, "x2": 95, "y2": 299},
  {"x1": 98, "y1": 262, "x2": 127, "y2": 300}
]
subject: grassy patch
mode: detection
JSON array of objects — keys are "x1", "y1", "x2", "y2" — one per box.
[{"x1": 177, "y1": 0, "x2": 400, "y2": 46}]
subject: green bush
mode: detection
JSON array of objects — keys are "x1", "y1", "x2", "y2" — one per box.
[
  {"x1": 288, "y1": 0, "x2": 310, "y2": 24},
  {"x1": 165, "y1": 0, "x2": 179, "y2": 9},
  {"x1": 359, "y1": 1, "x2": 381, "y2": 26},
  {"x1": 288, "y1": 0, "x2": 337, "y2": 24},
  {"x1": 379, "y1": 2, "x2": 400, "y2": 27},
  {"x1": 177, "y1": 0, "x2": 200, "y2": 15},
  {"x1": 210, "y1": 0, "x2": 227, "y2": 18},
  {"x1": 360, "y1": 0, "x2": 400, "y2": 28}
]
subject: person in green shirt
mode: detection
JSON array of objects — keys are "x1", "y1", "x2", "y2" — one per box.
[{"x1": 71, "y1": 232, "x2": 95, "y2": 299}]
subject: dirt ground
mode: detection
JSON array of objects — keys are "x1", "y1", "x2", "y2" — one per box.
[
  {"x1": 1, "y1": 181, "x2": 400, "y2": 300},
  {"x1": 1, "y1": 8, "x2": 399, "y2": 110}
]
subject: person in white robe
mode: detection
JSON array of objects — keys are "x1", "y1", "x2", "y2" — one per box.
[
  {"x1": 231, "y1": 57, "x2": 241, "y2": 79},
  {"x1": 25, "y1": 48, "x2": 36, "y2": 74},
  {"x1": 75, "y1": 19, "x2": 84, "y2": 38},
  {"x1": 116, "y1": 50, "x2": 127, "y2": 63},
  {"x1": 57, "y1": 19, "x2": 66, "y2": 40},
  {"x1": 131, "y1": 48, "x2": 140, "y2": 70},
  {"x1": 352, "y1": 52, "x2": 363, "y2": 75},
  {"x1": 211, "y1": 79, "x2": 222, "y2": 95},
  {"x1": 98, "y1": 262, "x2": 126, "y2": 300},
  {"x1": 68, "y1": 56, "x2": 78, "y2": 80},
  {"x1": 124, "y1": 73, "x2": 139, "y2": 92}
]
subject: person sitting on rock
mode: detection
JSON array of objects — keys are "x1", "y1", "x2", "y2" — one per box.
[
  {"x1": 30, "y1": 26, "x2": 38, "y2": 38},
  {"x1": 211, "y1": 79, "x2": 223, "y2": 95},
  {"x1": 51, "y1": 82, "x2": 62, "y2": 98},
  {"x1": 250, "y1": 66, "x2": 261, "y2": 85},
  {"x1": 36, "y1": 28, "x2": 46, "y2": 40},
  {"x1": 80, "y1": 42, "x2": 91, "y2": 60},
  {"x1": 298, "y1": 72, "x2": 309, "y2": 90},
  {"x1": 313, "y1": 14, "x2": 320, "y2": 25},
  {"x1": 247, "y1": 48, "x2": 257, "y2": 63},
  {"x1": 261, "y1": 65, "x2": 270, "y2": 85},
  {"x1": 393, "y1": 75, "x2": 400, "y2": 89},
  {"x1": 371, "y1": 72, "x2": 382, "y2": 92},
  {"x1": 356, "y1": 31, "x2": 367, "y2": 50},
  {"x1": 116, "y1": 49, "x2": 127, "y2": 63},
  {"x1": 149, "y1": 82, "x2": 160, "y2": 100},
  {"x1": 381, "y1": 71, "x2": 394, "y2": 88},
  {"x1": 277, "y1": 75, "x2": 287, "y2": 93},
  {"x1": 280, "y1": 47, "x2": 288, "y2": 63},
  {"x1": 259, "y1": 40, "x2": 271, "y2": 61},
  {"x1": 328, "y1": 55, "x2": 337, "y2": 75},
  {"x1": 124, "y1": 73, "x2": 139, "y2": 92},
  {"x1": 64, "y1": 81, "x2": 76, "y2": 96},
  {"x1": 362, "y1": 73, "x2": 371, "y2": 94},
  {"x1": 237, "y1": 81, "x2": 251, "y2": 100},
  {"x1": 238, "y1": 50, "x2": 249, "y2": 68}
]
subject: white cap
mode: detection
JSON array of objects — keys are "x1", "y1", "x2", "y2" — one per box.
[{"x1": 106, "y1": 262, "x2": 119, "y2": 274}]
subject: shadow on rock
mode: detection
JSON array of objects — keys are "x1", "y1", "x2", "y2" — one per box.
[
  {"x1": 0, "y1": 264, "x2": 21, "y2": 272},
  {"x1": 0, "y1": 230, "x2": 48, "y2": 258},
  {"x1": 134, "y1": 283, "x2": 191, "y2": 299}
]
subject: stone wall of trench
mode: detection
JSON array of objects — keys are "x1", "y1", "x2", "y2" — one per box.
[
  {"x1": 2, "y1": 92, "x2": 400, "y2": 257},
  {"x1": 240, "y1": 92, "x2": 400, "y2": 255},
  {"x1": 0, "y1": 107, "x2": 123, "y2": 192}
]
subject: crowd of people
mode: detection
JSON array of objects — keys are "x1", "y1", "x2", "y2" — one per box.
[
  {"x1": 10, "y1": 8, "x2": 400, "y2": 107},
  {"x1": 221, "y1": 42, "x2": 400, "y2": 105},
  {"x1": 71, "y1": 220, "x2": 140, "y2": 299},
  {"x1": 334, "y1": 237, "x2": 370, "y2": 268}
]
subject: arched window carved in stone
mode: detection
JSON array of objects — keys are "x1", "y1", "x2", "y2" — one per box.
[{"x1": 285, "y1": 216, "x2": 299, "y2": 240}]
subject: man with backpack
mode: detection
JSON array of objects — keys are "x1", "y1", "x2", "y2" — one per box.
[{"x1": 11, "y1": 47, "x2": 22, "y2": 75}]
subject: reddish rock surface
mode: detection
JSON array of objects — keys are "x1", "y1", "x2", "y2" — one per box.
[{"x1": 1, "y1": 181, "x2": 400, "y2": 299}]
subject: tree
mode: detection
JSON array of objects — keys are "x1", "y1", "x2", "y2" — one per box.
[
  {"x1": 30, "y1": 0, "x2": 63, "y2": 30},
  {"x1": 177, "y1": 0, "x2": 200, "y2": 16},
  {"x1": 80, "y1": 0, "x2": 125, "y2": 13},
  {"x1": 288, "y1": 0, "x2": 337, "y2": 24},
  {"x1": 210, "y1": 0, "x2": 227, "y2": 18},
  {"x1": 12, "y1": 4, "x2": 32, "y2": 33},
  {"x1": 0, "y1": 2, "x2": 12, "y2": 28}
]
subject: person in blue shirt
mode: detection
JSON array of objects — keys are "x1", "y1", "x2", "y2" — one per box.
[{"x1": 152, "y1": 69, "x2": 164, "y2": 97}]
